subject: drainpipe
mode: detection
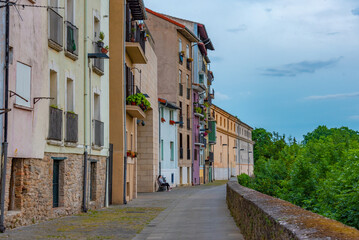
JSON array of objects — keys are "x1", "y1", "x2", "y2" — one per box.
[
  {"x1": 0, "y1": 0, "x2": 9, "y2": 232},
  {"x1": 158, "y1": 105, "x2": 161, "y2": 176},
  {"x1": 82, "y1": 0, "x2": 88, "y2": 213},
  {"x1": 123, "y1": 0, "x2": 127, "y2": 205}
]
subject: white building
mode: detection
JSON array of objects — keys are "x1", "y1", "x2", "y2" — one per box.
[{"x1": 159, "y1": 98, "x2": 180, "y2": 187}]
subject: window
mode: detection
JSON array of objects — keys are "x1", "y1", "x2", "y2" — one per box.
[
  {"x1": 220, "y1": 136, "x2": 222, "y2": 145},
  {"x1": 66, "y1": 78, "x2": 74, "y2": 112},
  {"x1": 220, "y1": 117, "x2": 222, "y2": 126},
  {"x1": 50, "y1": 70, "x2": 58, "y2": 106},
  {"x1": 180, "y1": 133, "x2": 183, "y2": 148},
  {"x1": 186, "y1": 74, "x2": 190, "y2": 88},
  {"x1": 179, "y1": 38, "x2": 182, "y2": 52},
  {"x1": 94, "y1": 93, "x2": 100, "y2": 120},
  {"x1": 220, "y1": 152, "x2": 222, "y2": 162},
  {"x1": 16, "y1": 62, "x2": 31, "y2": 107},
  {"x1": 186, "y1": 44, "x2": 189, "y2": 58},
  {"x1": 194, "y1": 149, "x2": 197, "y2": 161},
  {"x1": 179, "y1": 70, "x2": 182, "y2": 84},
  {"x1": 161, "y1": 107, "x2": 164, "y2": 119},
  {"x1": 90, "y1": 162, "x2": 97, "y2": 201},
  {"x1": 171, "y1": 173, "x2": 174, "y2": 184},
  {"x1": 224, "y1": 119, "x2": 226, "y2": 128},
  {"x1": 93, "y1": 15, "x2": 100, "y2": 40},
  {"x1": 170, "y1": 110, "x2": 173, "y2": 121},
  {"x1": 161, "y1": 140, "x2": 164, "y2": 161},
  {"x1": 170, "y1": 141, "x2": 174, "y2": 161}
]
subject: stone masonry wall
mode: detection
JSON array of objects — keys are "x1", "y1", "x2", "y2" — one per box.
[
  {"x1": 4, "y1": 152, "x2": 106, "y2": 229},
  {"x1": 227, "y1": 179, "x2": 359, "y2": 240}
]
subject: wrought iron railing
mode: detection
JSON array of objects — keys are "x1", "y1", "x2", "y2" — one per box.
[
  {"x1": 179, "y1": 115, "x2": 183, "y2": 128},
  {"x1": 179, "y1": 83, "x2": 183, "y2": 96},
  {"x1": 65, "y1": 112, "x2": 78, "y2": 142},
  {"x1": 48, "y1": 107, "x2": 63, "y2": 141},
  {"x1": 93, "y1": 43, "x2": 104, "y2": 74},
  {"x1": 126, "y1": 20, "x2": 146, "y2": 54},
  {"x1": 65, "y1": 21, "x2": 78, "y2": 56},
  {"x1": 186, "y1": 59, "x2": 191, "y2": 70},
  {"x1": 48, "y1": 8, "x2": 63, "y2": 48},
  {"x1": 93, "y1": 119, "x2": 104, "y2": 147},
  {"x1": 209, "y1": 152, "x2": 214, "y2": 162}
]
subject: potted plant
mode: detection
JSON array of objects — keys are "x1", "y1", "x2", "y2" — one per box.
[
  {"x1": 161, "y1": 117, "x2": 166, "y2": 123},
  {"x1": 97, "y1": 31, "x2": 105, "y2": 48},
  {"x1": 169, "y1": 120, "x2": 175, "y2": 125},
  {"x1": 101, "y1": 45, "x2": 109, "y2": 54},
  {"x1": 187, "y1": 57, "x2": 193, "y2": 62},
  {"x1": 127, "y1": 150, "x2": 131, "y2": 157},
  {"x1": 180, "y1": 50, "x2": 185, "y2": 56},
  {"x1": 131, "y1": 151, "x2": 137, "y2": 158}
]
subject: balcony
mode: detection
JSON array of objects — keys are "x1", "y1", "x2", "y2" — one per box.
[
  {"x1": 208, "y1": 120, "x2": 216, "y2": 144},
  {"x1": 126, "y1": 105, "x2": 146, "y2": 120},
  {"x1": 187, "y1": 88, "x2": 191, "y2": 100},
  {"x1": 65, "y1": 112, "x2": 78, "y2": 143},
  {"x1": 209, "y1": 151, "x2": 214, "y2": 162},
  {"x1": 179, "y1": 147, "x2": 183, "y2": 159},
  {"x1": 48, "y1": 8, "x2": 63, "y2": 51},
  {"x1": 65, "y1": 21, "x2": 79, "y2": 60},
  {"x1": 126, "y1": 22, "x2": 147, "y2": 64},
  {"x1": 92, "y1": 43, "x2": 104, "y2": 75},
  {"x1": 48, "y1": 106, "x2": 63, "y2": 141},
  {"x1": 187, "y1": 118, "x2": 191, "y2": 130},
  {"x1": 93, "y1": 119, "x2": 104, "y2": 147},
  {"x1": 187, "y1": 148, "x2": 191, "y2": 160},
  {"x1": 179, "y1": 83, "x2": 183, "y2": 96},
  {"x1": 186, "y1": 59, "x2": 192, "y2": 71},
  {"x1": 179, "y1": 115, "x2": 183, "y2": 128}
]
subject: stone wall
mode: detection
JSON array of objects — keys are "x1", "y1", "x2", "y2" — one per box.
[
  {"x1": 4, "y1": 152, "x2": 106, "y2": 229},
  {"x1": 227, "y1": 179, "x2": 359, "y2": 240}
]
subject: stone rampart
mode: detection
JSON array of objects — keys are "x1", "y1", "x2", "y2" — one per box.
[{"x1": 227, "y1": 178, "x2": 359, "y2": 240}]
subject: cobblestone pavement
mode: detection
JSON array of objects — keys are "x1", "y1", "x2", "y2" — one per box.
[{"x1": 0, "y1": 181, "x2": 243, "y2": 240}]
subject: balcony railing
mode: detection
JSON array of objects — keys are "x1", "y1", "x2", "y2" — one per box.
[
  {"x1": 179, "y1": 83, "x2": 183, "y2": 96},
  {"x1": 187, "y1": 148, "x2": 191, "y2": 160},
  {"x1": 48, "y1": 107, "x2": 63, "y2": 141},
  {"x1": 209, "y1": 152, "x2": 214, "y2": 162},
  {"x1": 93, "y1": 119, "x2": 104, "y2": 147},
  {"x1": 187, "y1": 118, "x2": 191, "y2": 130},
  {"x1": 65, "y1": 21, "x2": 78, "y2": 57},
  {"x1": 208, "y1": 120, "x2": 216, "y2": 144},
  {"x1": 93, "y1": 43, "x2": 104, "y2": 75},
  {"x1": 187, "y1": 88, "x2": 191, "y2": 100},
  {"x1": 65, "y1": 112, "x2": 78, "y2": 143},
  {"x1": 200, "y1": 135, "x2": 207, "y2": 148},
  {"x1": 186, "y1": 59, "x2": 191, "y2": 70},
  {"x1": 126, "y1": 21, "x2": 146, "y2": 54},
  {"x1": 48, "y1": 8, "x2": 63, "y2": 50},
  {"x1": 179, "y1": 147, "x2": 183, "y2": 159},
  {"x1": 179, "y1": 115, "x2": 183, "y2": 128}
]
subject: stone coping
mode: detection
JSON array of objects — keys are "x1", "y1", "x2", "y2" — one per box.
[{"x1": 226, "y1": 178, "x2": 359, "y2": 240}]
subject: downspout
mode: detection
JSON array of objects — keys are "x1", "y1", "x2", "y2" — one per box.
[
  {"x1": 0, "y1": 0, "x2": 9, "y2": 232},
  {"x1": 158, "y1": 105, "x2": 161, "y2": 176},
  {"x1": 123, "y1": 0, "x2": 127, "y2": 204},
  {"x1": 82, "y1": 0, "x2": 88, "y2": 213},
  {"x1": 227, "y1": 120, "x2": 229, "y2": 180}
]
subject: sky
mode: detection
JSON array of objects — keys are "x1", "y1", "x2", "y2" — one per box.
[{"x1": 145, "y1": 0, "x2": 359, "y2": 141}]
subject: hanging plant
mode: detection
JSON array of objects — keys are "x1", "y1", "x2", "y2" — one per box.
[
  {"x1": 169, "y1": 120, "x2": 175, "y2": 125},
  {"x1": 127, "y1": 151, "x2": 131, "y2": 157},
  {"x1": 187, "y1": 57, "x2": 193, "y2": 62},
  {"x1": 161, "y1": 117, "x2": 166, "y2": 123}
]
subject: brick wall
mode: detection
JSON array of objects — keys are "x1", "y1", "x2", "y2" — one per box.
[{"x1": 226, "y1": 179, "x2": 359, "y2": 240}]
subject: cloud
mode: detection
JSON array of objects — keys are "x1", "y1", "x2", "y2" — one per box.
[
  {"x1": 327, "y1": 32, "x2": 340, "y2": 36},
  {"x1": 211, "y1": 56, "x2": 223, "y2": 62},
  {"x1": 262, "y1": 57, "x2": 342, "y2": 77},
  {"x1": 265, "y1": 8, "x2": 272, "y2": 12},
  {"x1": 215, "y1": 92, "x2": 230, "y2": 100},
  {"x1": 351, "y1": 8, "x2": 359, "y2": 16},
  {"x1": 226, "y1": 24, "x2": 247, "y2": 32},
  {"x1": 305, "y1": 92, "x2": 359, "y2": 100}
]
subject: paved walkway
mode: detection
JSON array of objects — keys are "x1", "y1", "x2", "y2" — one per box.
[
  {"x1": 0, "y1": 183, "x2": 244, "y2": 240},
  {"x1": 133, "y1": 184, "x2": 244, "y2": 240}
]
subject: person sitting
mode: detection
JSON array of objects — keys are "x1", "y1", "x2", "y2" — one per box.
[{"x1": 158, "y1": 175, "x2": 171, "y2": 191}]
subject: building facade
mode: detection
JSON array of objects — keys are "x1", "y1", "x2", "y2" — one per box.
[
  {"x1": 146, "y1": 9, "x2": 199, "y2": 186},
  {"x1": 159, "y1": 98, "x2": 180, "y2": 187},
  {"x1": 211, "y1": 105, "x2": 253, "y2": 180}
]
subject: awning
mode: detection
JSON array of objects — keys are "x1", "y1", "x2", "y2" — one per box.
[{"x1": 198, "y1": 42, "x2": 207, "y2": 56}]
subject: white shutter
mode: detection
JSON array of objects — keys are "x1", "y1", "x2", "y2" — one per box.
[{"x1": 16, "y1": 62, "x2": 31, "y2": 107}]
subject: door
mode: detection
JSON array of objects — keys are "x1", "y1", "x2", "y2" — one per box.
[{"x1": 53, "y1": 161, "x2": 60, "y2": 208}]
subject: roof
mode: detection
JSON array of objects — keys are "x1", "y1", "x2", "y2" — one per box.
[
  {"x1": 211, "y1": 104, "x2": 253, "y2": 130},
  {"x1": 146, "y1": 8, "x2": 200, "y2": 43},
  {"x1": 158, "y1": 98, "x2": 181, "y2": 110}
]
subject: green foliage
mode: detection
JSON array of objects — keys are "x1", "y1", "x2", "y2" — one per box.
[
  {"x1": 240, "y1": 126, "x2": 359, "y2": 229},
  {"x1": 126, "y1": 93, "x2": 151, "y2": 112},
  {"x1": 195, "y1": 107, "x2": 202, "y2": 114},
  {"x1": 99, "y1": 31, "x2": 105, "y2": 42}
]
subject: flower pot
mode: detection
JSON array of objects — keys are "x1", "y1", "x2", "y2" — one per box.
[
  {"x1": 101, "y1": 48, "x2": 108, "y2": 54},
  {"x1": 131, "y1": 102, "x2": 136, "y2": 105},
  {"x1": 97, "y1": 41, "x2": 104, "y2": 48}
]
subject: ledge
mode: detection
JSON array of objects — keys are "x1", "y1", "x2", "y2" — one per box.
[
  {"x1": 125, "y1": 42, "x2": 147, "y2": 64},
  {"x1": 48, "y1": 40, "x2": 63, "y2": 52},
  {"x1": 126, "y1": 105, "x2": 146, "y2": 120},
  {"x1": 65, "y1": 50, "x2": 78, "y2": 61},
  {"x1": 194, "y1": 113, "x2": 204, "y2": 118},
  {"x1": 47, "y1": 139, "x2": 63, "y2": 146},
  {"x1": 92, "y1": 145, "x2": 103, "y2": 151},
  {"x1": 226, "y1": 179, "x2": 359, "y2": 240}
]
